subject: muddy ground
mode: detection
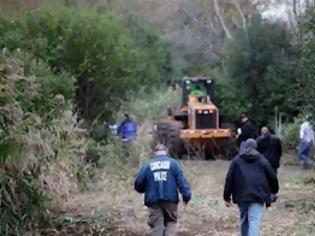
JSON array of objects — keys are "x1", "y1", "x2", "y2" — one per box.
[{"x1": 44, "y1": 154, "x2": 315, "y2": 236}]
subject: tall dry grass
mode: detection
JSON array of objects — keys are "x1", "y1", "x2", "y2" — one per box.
[{"x1": 0, "y1": 51, "x2": 103, "y2": 234}]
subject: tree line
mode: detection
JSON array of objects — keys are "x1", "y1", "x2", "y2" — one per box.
[
  {"x1": 1, "y1": 1, "x2": 315, "y2": 126},
  {"x1": 0, "y1": 7, "x2": 177, "y2": 124}
]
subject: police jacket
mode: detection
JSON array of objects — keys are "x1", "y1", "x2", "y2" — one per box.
[{"x1": 135, "y1": 155, "x2": 191, "y2": 206}]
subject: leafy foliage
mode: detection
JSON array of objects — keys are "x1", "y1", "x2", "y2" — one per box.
[
  {"x1": 281, "y1": 118, "x2": 301, "y2": 149},
  {"x1": 215, "y1": 15, "x2": 300, "y2": 124},
  {"x1": 0, "y1": 54, "x2": 51, "y2": 234},
  {"x1": 299, "y1": 7, "x2": 315, "y2": 116},
  {"x1": 0, "y1": 166, "x2": 48, "y2": 235},
  {"x1": 0, "y1": 8, "x2": 177, "y2": 122},
  {"x1": 0, "y1": 51, "x2": 98, "y2": 235}
]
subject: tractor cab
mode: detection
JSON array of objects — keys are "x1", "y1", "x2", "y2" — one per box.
[
  {"x1": 181, "y1": 77, "x2": 214, "y2": 106},
  {"x1": 179, "y1": 77, "x2": 219, "y2": 130}
]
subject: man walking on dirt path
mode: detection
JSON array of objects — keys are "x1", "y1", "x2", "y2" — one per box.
[
  {"x1": 257, "y1": 127, "x2": 282, "y2": 175},
  {"x1": 297, "y1": 116, "x2": 314, "y2": 170},
  {"x1": 238, "y1": 114, "x2": 256, "y2": 153},
  {"x1": 135, "y1": 144, "x2": 191, "y2": 236},
  {"x1": 223, "y1": 139, "x2": 279, "y2": 236}
]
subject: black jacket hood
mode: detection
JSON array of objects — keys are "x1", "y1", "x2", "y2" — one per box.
[{"x1": 240, "y1": 148, "x2": 261, "y2": 163}]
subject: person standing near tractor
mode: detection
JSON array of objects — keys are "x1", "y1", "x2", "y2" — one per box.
[
  {"x1": 118, "y1": 113, "x2": 137, "y2": 142},
  {"x1": 257, "y1": 126, "x2": 282, "y2": 175},
  {"x1": 297, "y1": 115, "x2": 314, "y2": 170},
  {"x1": 238, "y1": 114, "x2": 256, "y2": 153},
  {"x1": 135, "y1": 144, "x2": 191, "y2": 236},
  {"x1": 223, "y1": 139, "x2": 279, "y2": 236}
]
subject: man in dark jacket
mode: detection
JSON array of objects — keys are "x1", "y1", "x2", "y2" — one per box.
[
  {"x1": 223, "y1": 139, "x2": 279, "y2": 236},
  {"x1": 238, "y1": 114, "x2": 256, "y2": 153},
  {"x1": 135, "y1": 144, "x2": 191, "y2": 236},
  {"x1": 257, "y1": 127, "x2": 282, "y2": 175}
]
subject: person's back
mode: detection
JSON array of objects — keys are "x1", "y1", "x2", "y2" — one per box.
[
  {"x1": 239, "y1": 119, "x2": 256, "y2": 142},
  {"x1": 135, "y1": 155, "x2": 191, "y2": 206},
  {"x1": 224, "y1": 148, "x2": 278, "y2": 204},
  {"x1": 224, "y1": 139, "x2": 278, "y2": 236},
  {"x1": 238, "y1": 115, "x2": 256, "y2": 153},
  {"x1": 135, "y1": 144, "x2": 191, "y2": 236},
  {"x1": 257, "y1": 128, "x2": 282, "y2": 172},
  {"x1": 118, "y1": 116, "x2": 137, "y2": 141},
  {"x1": 300, "y1": 121, "x2": 314, "y2": 143},
  {"x1": 298, "y1": 119, "x2": 314, "y2": 169}
]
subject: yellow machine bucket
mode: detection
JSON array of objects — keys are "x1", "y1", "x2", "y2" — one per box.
[{"x1": 180, "y1": 129, "x2": 231, "y2": 139}]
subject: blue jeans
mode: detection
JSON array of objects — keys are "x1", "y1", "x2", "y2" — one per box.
[
  {"x1": 298, "y1": 141, "x2": 311, "y2": 169},
  {"x1": 238, "y1": 202, "x2": 264, "y2": 236}
]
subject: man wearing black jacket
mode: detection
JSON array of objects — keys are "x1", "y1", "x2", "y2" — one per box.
[
  {"x1": 257, "y1": 127, "x2": 282, "y2": 175},
  {"x1": 238, "y1": 114, "x2": 256, "y2": 153},
  {"x1": 223, "y1": 139, "x2": 279, "y2": 236}
]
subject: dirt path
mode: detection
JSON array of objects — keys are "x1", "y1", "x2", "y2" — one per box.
[{"x1": 57, "y1": 159, "x2": 315, "y2": 236}]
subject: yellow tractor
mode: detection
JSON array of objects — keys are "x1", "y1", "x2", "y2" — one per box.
[{"x1": 154, "y1": 76, "x2": 237, "y2": 159}]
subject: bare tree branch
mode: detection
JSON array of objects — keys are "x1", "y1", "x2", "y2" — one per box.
[
  {"x1": 230, "y1": 0, "x2": 247, "y2": 30},
  {"x1": 213, "y1": 0, "x2": 232, "y2": 39}
]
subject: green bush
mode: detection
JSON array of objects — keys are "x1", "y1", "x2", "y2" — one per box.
[
  {"x1": 0, "y1": 50, "x2": 92, "y2": 234},
  {"x1": 120, "y1": 86, "x2": 180, "y2": 123},
  {"x1": 218, "y1": 15, "x2": 299, "y2": 123},
  {"x1": 299, "y1": 7, "x2": 315, "y2": 116},
  {"x1": 0, "y1": 8, "x2": 177, "y2": 122},
  {"x1": 0, "y1": 163, "x2": 48, "y2": 235},
  {"x1": 281, "y1": 118, "x2": 301, "y2": 150},
  {"x1": 0, "y1": 50, "x2": 73, "y2": 121},
  {"x1": 0, "y1": 52, "x2": 53, "y2": 234}
]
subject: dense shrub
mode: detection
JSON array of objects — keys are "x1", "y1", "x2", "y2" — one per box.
[
  {"x1": 281, "y1": 118, "x2": 302, "y2": 150},
  {"x1": 0, "y1": 51, "x2": 98, "y2": 234},
  {"x1": 0, "y1": 53, "x2": 51, "y2": 234},
  {"x1": 0, "y1": 8, "x2": 177, "y2": 122},
  {"x1": 299, "y1": 7, "x2": 315, "y2": 116},
  {"x1": 214, "y1": 15, "x2": 300, "y2": 124}
]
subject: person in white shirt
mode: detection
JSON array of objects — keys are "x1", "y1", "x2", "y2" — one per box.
[{"x1": 297, "y1": 116, "x2": 314, "y2": 169}]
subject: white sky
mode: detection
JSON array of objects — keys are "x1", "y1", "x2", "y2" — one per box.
[
  {"x1": 262, "y1": 3, "x2": 289, "y2": 20},
  {"x1": 260, "y1": 0, "x2": 309, "y2": 21}
]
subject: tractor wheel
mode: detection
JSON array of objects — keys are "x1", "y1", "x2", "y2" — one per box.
[
  {"x1": 154, "y1": 121, "x2": 186, "y2": 159},
  {"x1": 204, "y1": 138, "x2": 238, "y2": 160},
  {"x1": 221, "y1": 137, "x2": 238, "y2": 160},
  {"x1": 204, "y1": 148, "x2": 215, "y2": 160}
]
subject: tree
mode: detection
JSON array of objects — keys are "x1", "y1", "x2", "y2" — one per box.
[
  {"x1": 220, "y1": 15, "x2": 299, "y2": 124},
  {"x1": 298, "y1": 6, "x2": 315, "y2": 115},
  {"x1": 0, "y1": 8, "x2": 176, "y2": 122}
]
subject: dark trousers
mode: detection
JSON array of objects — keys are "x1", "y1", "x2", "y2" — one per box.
[
  {"x1": 148, "y1": 202, "x2": 178, "y2": 236},
  {"x1": 272, "y1": 167, "x2": 278, "y2": 176}
]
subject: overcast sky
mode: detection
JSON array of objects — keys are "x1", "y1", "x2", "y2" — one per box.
[
  {"x1": 261, "y1": 1, "x2": 290, "y2": 21},
  {"x1": 261, "y1": 0, "x2": 309, "y2": 21}
]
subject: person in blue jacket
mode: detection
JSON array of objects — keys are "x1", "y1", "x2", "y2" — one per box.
[
  {"x1": 135, "y1": 144, "x2": 191, "y2": 236},
  {"x1": 118, "y1": 113, "x2": 137, "y2": 142}
]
